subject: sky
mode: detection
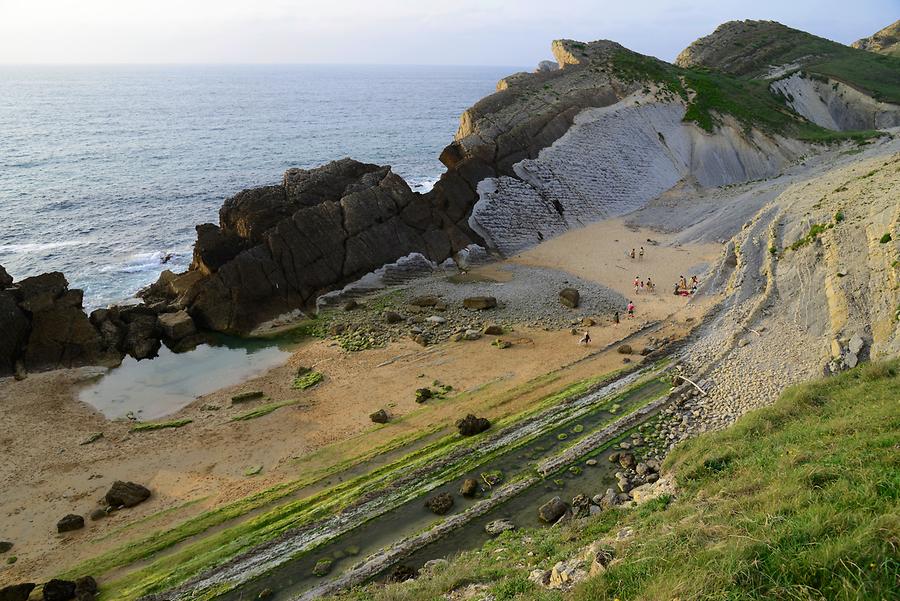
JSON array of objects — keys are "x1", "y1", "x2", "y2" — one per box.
[{"x1": 0, "y1": 0, "x2": 897, "y2": 65}]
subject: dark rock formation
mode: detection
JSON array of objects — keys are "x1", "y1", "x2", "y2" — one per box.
[
  {"x1": 369, "y1": 409, "x2": 390, "y2": 424},
  {"x1": 42, "y1": 579, "x2": 76, "y2": 601},
  {"x1": 0, "y1": 583, "x2": 35, "y2": 601},
  {"x1": 104, "y1": 481, "x2": 151, "y2": 508},
  {"x1": 387, "y1": 564, "x2": 418, "y2": 583},
  {"x1": 456, "y1": 414, "x2": 491, "y2": 436},
  {"x1": 158, "y1": 310, "x2": 196, "y2": 341},
  {"x1": 56, "y1": 514, "x2": 84, "y2": 533},
  {"x1": 74, "y1": 576, "x2": 98, "y2": 601},
  {"x1": 144, "y1": 159, "x2": 474, "y2": 334},
  {"x1": 0, "y1": 265, "x2": 12, "y2": 288},
  {"x1": 0, "y1": 541, "x2": 12, "y2": 554}
]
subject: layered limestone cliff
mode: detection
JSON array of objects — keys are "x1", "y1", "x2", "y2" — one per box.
[{"x1": 770, "y1": 73, "x2": 900, "y2": 131}]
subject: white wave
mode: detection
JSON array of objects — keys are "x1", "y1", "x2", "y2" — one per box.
[
  {"x1": 99, "y1": 251, "x2": 187, "y2": 274},
  {"x1": 409, "y1": 176, "x2": 440, "y2": 193},
  {"x1": 0, "y1": 240, "x2": 86, "y2": 253}
]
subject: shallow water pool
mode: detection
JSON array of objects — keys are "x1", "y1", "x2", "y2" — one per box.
[{"x1": 78, "y1": 336, "x2": 295, "y2": 420}]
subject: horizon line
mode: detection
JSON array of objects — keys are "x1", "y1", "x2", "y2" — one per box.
[{"x1": 0, "y1": 62, "x2": 532, "y2": 68}]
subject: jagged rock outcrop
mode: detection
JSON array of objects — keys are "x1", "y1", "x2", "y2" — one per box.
[{"x1": 852, "y1": 20, "x2": 900, "y2": 57}]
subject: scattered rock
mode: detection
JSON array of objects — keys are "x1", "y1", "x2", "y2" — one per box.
[
  {"x1": 463, "y1": 329, "x2": 482, "y2": 340},
  {"x1": 409, "y1": 295, "x2": 440, "y2": 307},
  {"x1": 0, "y1": 583, "x2": 35, "y2": 601},
  {"x1": 617, "y1": 344, "x2": 633, "y2": 354},
  {"x1": 529, "y1": 569, "x2": 550, "y2": 586},
  {"x1": 426, "y1": 315, "x2": 447, "y2": 324},
  {"x1": 79, "y1": 432, "x2": 103, "y2": 446},
  {"x1": 618, "y1": 453, "x2": 636, "y2": 470},
  {"x1": 463, "y1": 296, "x2": 497, "y2": 310},
  {"x1": 42, "y1": 579, "x2": 76, "y2": 601},
  {"x1": 414, "y1": 388, "x2": 433, "y2": 403},
  {"x1": 412, "y1": 333, "x2": 429, "y2": 346},
  {"x1": 483, "y1": 324, "x2": 504, "y2": 335},
  {"x1": 583, "y1": 543, "x2": 615, "y2": 576},
  {"x1": 491, "y1": 338, "x2": 512, "y2": 349},
  {"x1": 459, "y1": 478, "x2": 480, "y2": 497},
  {"x1": 383, "y1": 311, "x2": 404, "y2": 324},
  {"x1": 57, "y1": 515, "x2": 84, "y2": 534},
  {"x1": 104, "y1": 481, "x2": 151, "y2": 508},
  {"x1": 558, "y1": 288, "x2": 580, "y2": 309},
  {"x1": 548, "y1": 558, "x2": 586, "y2": 588},
  {"x1": 74, "y1": 576, "x2": 98, "y2": 601},
  {"x1": 425, "y1": 492, "x2": 454, "y2": 515},
  {"x1": 849, "y1": 334, "x2": 864, "y2": 355},
  {"x1": 538, "y1": 496, "x2": 569, "y2": 523},
  {"x1": 342, "y1": 299, "x2": 360, "y2": 311},
  {"x1": 257, "y1": 588, "x2": 274, "y2": 600},
  {"x1": 0, "y1": 541, "x2": 12, "y2": 554},
  {"x1": 369, "y1": 409, "x2": 390, "y2": 424},
  {"x1": 585, "y1": 458, "x2": 598, "y2": 466},
  {"x1": 456, "y1": 414, "x2": 491, "y2": 436},
  {"x1": 89, "y1": 509, "x2": 107, "y2": 521},
  {"x1": 484, "y1": 519, "x2": 516, "y2": 536},
  {"x1": 312, "y1": 558, "x2": 333, "y2": 577},
  {"x1": 421, "y1": 558, "x2": 449, "y2": 573}
]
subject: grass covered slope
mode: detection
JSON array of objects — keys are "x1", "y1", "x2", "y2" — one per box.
[
  {"x1": 334, "y1": 360, "x2": 899, "y2": 601},
  {"x1": 675, "y1": 20, "x2": 900, "y2": 105}
]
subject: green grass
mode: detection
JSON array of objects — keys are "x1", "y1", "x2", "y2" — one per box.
[
  {"x1": 231, "y1": 400, "x2": 301, "y2": 421},
  {"x1": 607, "y1": 50, "x2": 884, "y2": 142},
  {"x1": 332, "y1": 360, "x2": 900, "y2": 601},
  {"x1": 129, "y1": 419, "x2": 192, "y2": 433}
]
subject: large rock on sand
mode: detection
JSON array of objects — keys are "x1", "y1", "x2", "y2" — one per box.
[
  {"x1": 456, "y1": 414, "x2": 491, "y2": 436},
  {"x1": 0, "y1": 583, "x2": 36, "y2": 601},
  {"x1": 105, "y1": 481, "x2": 151, "y2": 508},
  {"x1": 559, "y1": 288, "x2": 580, "y2": 309}
]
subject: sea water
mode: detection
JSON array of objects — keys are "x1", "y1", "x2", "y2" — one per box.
[{"x1": 0, "y1": 64, "x2": 515, "y2": 309}]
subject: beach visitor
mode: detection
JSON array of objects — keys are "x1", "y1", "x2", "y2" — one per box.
[
  {"x1": 627, "y1": 300, "x2": 635, "y2": 317},
  {"x1": 630, "y1": 248, "x2": 636, "y2": 260},
  {"x1": 579, "y1": 330, "x2": 591, "y2": 345},
  {"x1": 639, "y1": 246, "x2": 644, "y2": 260}
]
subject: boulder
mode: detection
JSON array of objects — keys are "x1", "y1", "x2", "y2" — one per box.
[
  {"x1": 548, "y1": 558, "x2": 586, "y2": 589},
  {"x1": 459, "y1": 478, "x2": 480, "y2": 497},
  {"x1": 414, "y1": 388, "x2": 433, "y2": 403},
  {"x1": 42, "y1": 580, "x2": 76, "y2": 601},
  {"x1": 583, "y1": 543, "x2": 614, "y2": 576},
  {"x1": 104, "y1": 481, "x2": 151, "y2": 508},
  {"x1": 121, "y1": 312, "x2": 161, "y2": 360},
  {"x1": 463, "y1": 296, "x2": 497, "y2": 310},
  {"x1": 312, "y1": 558, "x2": 333, "y2": 577},
  {"x1": 618, "y1": 453, "x2": 636, "y2": 470},
  {"x1": 0, "y1": 541, "x2": 11, "y2": 554},
  {"x1": 425, "y1": 492, "x2": 454, "y2": 515},
  {"x1": 456, "y1": 414, "x2": 491, "y2": 436},
  {"x1": 617, "y1": 344, "x2": 633, "y2": 354},
  {"x1": 74, "y1": 576, "x2": 98, "y2": 601},
  {"x1": 463, "y1": 329, "x2": 482, "y2": 340},
  {"x1": 559, "y1": 288, "x2": 580, "y2": 309},
  {"x1": 158, "y1": 310, "x2": 196, "y2": 341},
  {"x1": 848, "y1": 334, "x2": 864, "y2": 355},
  {"x1": 409, "y1": 295, "x2": 440, "y2": 307},
  {"x1": 538, "y1": 496, "x2": 569, "y2": 523},
  {"x1": 484, "y1": 518, "x2": 516, "y2": 535},
  {"x1": 57, "y1": 514, "x2": 84, "y2": 533},
  {"x1": 483, "y1": 324, "x2": 504, "y2": 335},
  {"x1": 369, "y1": 409, "x2": 390, "y2": 424},
  {"x1": 0, "y1": 583, "x2": 35, "y2": 601}
]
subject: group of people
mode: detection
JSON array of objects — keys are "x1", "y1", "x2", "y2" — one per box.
[
  {"x1": 674, "y1": 274, "x2": 700, "y2": 296},
  {"x1": 628, "y1": 246, "x2": 645, "y2": 260},
  {"x1": 633, "y1": 276, "x2": 654, "y2": 294},
  {"x1": 579, "y1": 299, "x2": 635, "y2": 345}
]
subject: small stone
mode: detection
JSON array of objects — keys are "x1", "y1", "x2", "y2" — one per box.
[
  {"x1": 422, "y1": 558, "x2": 449, "y2": 573},
  {"x1": 459, "y1": 478, "x2": 480, "y2": 497},
  {"x1": 463, "y1": 296, "x2": 497, "y2": 310},
  {"x1": 383, "y1": 311, "x2": 404, "y2": 324},
  {"x1": 89, "y1": 508, "x2": 107, "y2": 521},
  {"x1": 57, "y1": 514, "x2": 84, "y2": 533},
  {"x1": 312, "y1": 558, "x2": 333, "y2": 577},
  {"x1": 369, "y1": 409, "x2": 390, "y2": 424},
  {"x1": 484, "y1": 519, "x2": 516, "y2": 536},
  {"x1": 538, "y1": 496, "x2": 569, "y2": 523},
  {"x1": 0, "y1": 541, "x2": 12, "y2": 554},
  {"x1": 425, "y1": 315, "x2": 446, "y2": 324},
  {"x1": 585, "y1": 459, "x2": 598, "y2": 466},
  {"x1": 483, "y1": 325, "x2": 504, "y2": 335}
]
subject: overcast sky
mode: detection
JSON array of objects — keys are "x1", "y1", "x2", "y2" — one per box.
[{"x1": 1, "y1": 0, "x2": 897, "y2": 65}]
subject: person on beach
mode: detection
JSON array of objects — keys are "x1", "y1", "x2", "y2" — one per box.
[
  {"x1": 691, "y1": 275, "x2": 699, "y2": 286},
  {"x1": 639, "y1": 246, "x2": 644, "y2": 260},
  {"x1": 633, "y1": 276, "x2": 640, "y2": 293},
  {"x1": 630, "y1": 248, "x2": 636, "y2": 260},
  {"x1": 640, "y1": 279, "x2": 645, "y2": 292},
  {"x1": 646, "y1": 277, "x2": 654, "y2": 292},
  {"x1": 626, "y1": 300, "x2": 635, "y2": 318},
  {"x1": 679, "y1": 275, "x2": 687, "y2": 290},
  {"x1": 579, "y1": 330, "x2": 591, "y2": 345},
  {"x1": 673, "y1": 281, "x2": 680, "y2": 295},
  {"x1": 614, "y1": 311, "x2": 620, "y2": 325}
]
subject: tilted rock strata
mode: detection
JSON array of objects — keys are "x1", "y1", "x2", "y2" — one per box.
[{"x1": 852, "y1": 20, "x2": 900, "y2": 57}]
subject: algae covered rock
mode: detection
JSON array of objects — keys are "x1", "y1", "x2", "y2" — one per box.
[
  {"x1": 425, "y1": 492, "x2": 455, "y2": 515},
  {"x1": 369, "y1": 409, "x2": 390, "y2": 424},
  {"x1": 456, "y1": 414, "x2": 491, "y2": 436},
  {"x1": 312, "y1": 558, "x2": 333, "y2": 577}
]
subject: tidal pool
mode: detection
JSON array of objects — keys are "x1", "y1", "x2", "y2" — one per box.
[{"x1": 79, "y1": 336, "x2": 295, "y2": 420}]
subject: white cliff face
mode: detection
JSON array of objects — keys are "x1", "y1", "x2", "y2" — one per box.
[
  {"x1": 770, "y1": 72, "x2": 900, "y2": 131},
  {"x1": 470, "y1": 93, "x2": 805, "y2": 256}
]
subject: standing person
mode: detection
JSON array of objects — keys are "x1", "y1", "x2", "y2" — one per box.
[
  {"x1": 614, "y1": 311, "x2": 620, "y2": 325},
  {"x1": 679, "y1": 275, "x2": 687, "y2": 290},
  {"x1": 633, "y1": 276, "x2": 640, "y2": 293},
  {"x1": 579, "y1": 330, "x2": 591, "y2": 345},
  {"x1": 646, "y1": 277, "x2": 654, "y2": 293},
  {"x1": 639, "y1": 246, "x2": 644, "y2": 260},
  {"x1": 640, "y1": 279, "x2": 645, "y2": 292},
  {"x1": 626, "y1": 300, "x2": 635, "y2": 318},
  {"x1": 630, "y1": 248, "x2": 636, "y2": 260}
]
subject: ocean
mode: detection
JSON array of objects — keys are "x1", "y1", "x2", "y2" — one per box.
[{"x1": 0, "y1": 64, "x2": 514, "y2": 309}]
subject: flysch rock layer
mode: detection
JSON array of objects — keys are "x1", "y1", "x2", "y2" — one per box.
[
  {"x1": 770, "y1": 72, "x2": 900, "y2": 131},
  {"x1": 471, "y1": 92, "x2": 806, "y2": 255}
]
